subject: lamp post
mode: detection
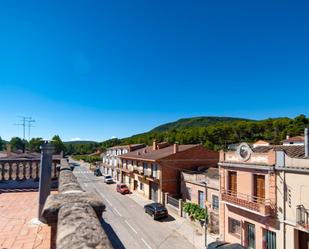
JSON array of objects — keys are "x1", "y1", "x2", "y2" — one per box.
[{"x1": 201, "y1": 180, "x2": 209, "y2": 249}]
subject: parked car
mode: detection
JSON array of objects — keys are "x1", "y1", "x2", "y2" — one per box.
[
  {"x1": 208, "y1": 241, "x2": 246, "y2": 249},
  {"x1": 104, "y1": 175, "x2": 113, "y2": 184},
  {"x1": 116, "y1": 184, "x2": 130, "y2": 194},
  {"x1": 144, "y1": 203, "x2": 168, "y2": 220},
  {"x1": 94, "y1": 168, "x2": 102, "y2": 176}
]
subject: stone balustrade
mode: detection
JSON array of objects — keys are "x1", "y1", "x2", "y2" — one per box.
[
  {"x1": 41, "y1": 161, "x2": 113, "y2": 249},
  {"x1": 0, "y1": 159, "x2": 59, "y2": 181}
]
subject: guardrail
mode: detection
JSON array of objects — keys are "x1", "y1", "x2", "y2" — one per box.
[{"x1": 41, "y1": 162, "x2": 113, "y2": 249}]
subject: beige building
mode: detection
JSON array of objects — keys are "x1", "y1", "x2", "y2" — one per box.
[
  {"x1": 181, "y1": 167, "x2": 220, "y2": 233},
  {"x1": 276, "y1": 143, "x2": 309, "y2": 249}
]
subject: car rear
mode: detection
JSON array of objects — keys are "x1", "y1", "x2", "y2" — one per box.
[{"x1": 153, "y1": 204, "x2": 168, "y2": 219}]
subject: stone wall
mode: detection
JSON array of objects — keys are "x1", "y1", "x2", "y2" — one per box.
[{"x1": 41, "y1": 162, "x2": 113, "y2": 249}]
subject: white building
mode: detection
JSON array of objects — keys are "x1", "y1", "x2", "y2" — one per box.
[{"x1": 101, "y1": 144, "x2": 146, "y2": 180}]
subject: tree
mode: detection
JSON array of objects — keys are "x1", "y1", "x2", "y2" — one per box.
[
  {"x1": 28, "y1": 137, "x2": 43, "y2": 152},
  {"x1": 51, "y1": 135, "x2": 66, "y2": 154},
  {"x1": 9, "y1": 137, "x2": 25, "y2": 152},
  {"x1": 0, "y1": 136, "x2": 4, "y2": 151}
]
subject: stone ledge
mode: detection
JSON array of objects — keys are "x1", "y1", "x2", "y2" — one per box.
[{"x1": 57, "y1": 202, "x2": 112, "y2": 249}]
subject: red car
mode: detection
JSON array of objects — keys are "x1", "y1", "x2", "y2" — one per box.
[{"x1": 116, "y1": 184, "x2": 130, "y2": 194}]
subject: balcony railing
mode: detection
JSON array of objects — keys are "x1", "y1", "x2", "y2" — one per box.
[
  {"x1": 297, "y1": 205, "x2": 309, "y2": 230},
  {"x1": 221, "y1": 189, "x2": 274, "y2": 216}
]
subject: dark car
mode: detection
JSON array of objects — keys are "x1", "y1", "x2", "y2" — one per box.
[
  {"x1": 144, "y1": 203, "x2": 168, "y2": 220},
  {"x1": 208, "y1": 241, "x2": 246, "y2": 249},
  {"x1": 116, "y1": 184, "x2": 130, "y2": 194},
  {"x1": 94, "y1": 168, "x2": 102, "y2": 176}
]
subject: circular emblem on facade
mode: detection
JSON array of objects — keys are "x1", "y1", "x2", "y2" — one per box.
[{"x1": 237, "y1": 143, "x2": 251, "y2": 161}]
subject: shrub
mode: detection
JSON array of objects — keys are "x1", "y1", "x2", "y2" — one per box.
[{"x1": 183, "y1": 202, "x2": 208, "y2": 221}]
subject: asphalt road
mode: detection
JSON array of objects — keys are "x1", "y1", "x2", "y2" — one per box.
[{"x1": 72, "y1": 163, "x2": 196, "y2": 249}]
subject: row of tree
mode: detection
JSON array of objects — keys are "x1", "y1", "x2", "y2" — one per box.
[{"x1": 1, "y1": 115, "x2": 308, "y2": 155}]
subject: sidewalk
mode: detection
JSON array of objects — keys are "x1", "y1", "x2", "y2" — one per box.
[{"x1": 127, "y1": 191, "x2": 219, "y2": 249}]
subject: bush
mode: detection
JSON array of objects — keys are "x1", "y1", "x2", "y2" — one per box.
[
  {"x1": 183, "y1": 202, "x2": 208, "y2": 221},
  {"x1": 72, "y1": 155, "x2": 101, "y2": 163}
]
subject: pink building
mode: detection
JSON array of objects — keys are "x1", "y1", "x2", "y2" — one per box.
[{"x1": 219, "y1": 143, "x2": 278, "y2": 249}]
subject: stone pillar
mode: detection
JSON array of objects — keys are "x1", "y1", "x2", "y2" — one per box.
[
  {"x1": 38, "y1": 141, "x2": 54, "y2": 220},
  {"x1": 164, "y1": 192, "x2": 168, "y2": 207}
]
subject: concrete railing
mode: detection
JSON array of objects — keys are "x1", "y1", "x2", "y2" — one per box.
[{"x1": 41, "y1": 161, "x2": 113, "y2": 249}]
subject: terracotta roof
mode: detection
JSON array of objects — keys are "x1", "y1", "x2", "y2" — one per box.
[
  {"x1": 108, "y1": 144, "x2": 145, "y2": 150},
  {"x1": 281, "y1": 136, "x2": 304, "y2": 143},
  {"x1": 253, "y1": 145, "x2": 306, "y2": 158},
  {"x1": 119, "y1": 144, "x2": 200, "y2": 161},
  {"x1": 0, "y1": 152, "x2": 62, "y2": 161}
]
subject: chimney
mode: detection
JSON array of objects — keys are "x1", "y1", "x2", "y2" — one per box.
[
  {"x1": 286, "y1": 135, "x2": 290, "y2": 140},
  {"x1": 173, "y1": 143, "x2": 179, "y2": 154},
  {"x1": 153, "y1": 140, "x2": 157, "y2": 150},
  {"x1": 128, "y1": 144, "x2": 132, "y2": 152},
  {"x1": 305, "y1": 128, "x2": 309, "y2": 158}
]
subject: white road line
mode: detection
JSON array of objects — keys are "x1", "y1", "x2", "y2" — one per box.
[
  {"x1": 105, "y1": 198, "x2": 113, "y2": 206},
  {"x1": 141, "y1": 238, "x2": 152, "y2": 249},
  {"x1": 113, "y1": 207, "x2": 123, "y2": 217},
  {"x1": 125, "y1": 220, "x2": 138, "y2": 234}
]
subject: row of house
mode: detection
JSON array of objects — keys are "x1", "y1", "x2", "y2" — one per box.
[{"x1": 100, "y1": 132, "x2": 309, "y2": 249}]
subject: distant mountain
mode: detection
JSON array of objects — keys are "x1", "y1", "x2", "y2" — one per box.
[
  {"x1": 64, "y1": 140, "x2": 98, "y2": 145},
  {"x1": 151, "y1": 116, "x2": 253, "y2": 132}
]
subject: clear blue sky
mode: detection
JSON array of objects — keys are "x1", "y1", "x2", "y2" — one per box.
[{"x1": 0, "y1": 0, "x2": 308, "y2": 141}]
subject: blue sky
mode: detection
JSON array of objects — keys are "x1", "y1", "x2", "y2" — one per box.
[{"x1": 0, "y1": 0, "x2": 309, "y2": 141}]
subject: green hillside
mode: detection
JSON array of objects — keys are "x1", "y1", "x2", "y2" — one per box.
[{"x1": 151, "y1": 116, "x2": 253, "y2": 132}]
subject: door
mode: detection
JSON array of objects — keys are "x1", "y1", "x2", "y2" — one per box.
[
  {"x1": 247, "y1": 223, "x2": 255, "y2": 249},
  {"x1": 299, "y1": 230, "x2": 309, "y2": 249},
  {"x1": 198, "y1": 190, "x2": 205, "y2": 208},
  {"x1": 254, "y1": 175, "x2": 265, "y2": 202},
  {"x1": 228, "y1": 171, "x2": 237, "y2": 194},
  {"x1": 151, "y1": 182, "x2": 158, "y2": 202},
  {"x1": 134, "y1": 180, "x2": 138, "y2": 190}
]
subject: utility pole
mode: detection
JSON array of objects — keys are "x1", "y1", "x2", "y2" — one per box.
[
  {"x1": 26, "y1": 118, "x2": 36, "y2": 140},
  {"x1": 15, "y1": 116, "x2": 35, "y2": 141}
]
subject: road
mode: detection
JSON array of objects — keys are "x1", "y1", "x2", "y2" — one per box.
[{"x1": 72, "y1": 163, "x2": 196, "y2": 249}]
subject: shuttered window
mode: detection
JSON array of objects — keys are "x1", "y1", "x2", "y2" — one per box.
[
  {"x1": 254, "y1": 175, "x2": 265, "y2": 202},
  {"x1": 228, "y1": 171, "x2": 237, "y2": 194}
]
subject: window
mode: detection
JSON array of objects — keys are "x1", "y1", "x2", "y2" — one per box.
[
  {"x1": 140, "y1": 182, "x2": 144, "y2": 190},
  {"x1": 198, "y1": 190, "x2": 205, "y2": 208},
  {"x1": 264, "y1": 230, "x2": 276, "y2": 249},
  {"x1": 254, "y1": 174, "x2": 265, "y2": 202},
  {"x1": 212, "y1": 195, "x2": 219, "y2": 210},
  {"x1": 187, "y1": 187, "x2": 192, "y2": 200},
  {"x1": 143, "y1": 162, "x2": 148, "y2": 175},
  {"x1": 228, "y1": 171, "x2": 237, "y2": 194},
  {"x1": 151, "y1": 163, "x2": 157, "y2": 178},
  {"x1": 228, "y1": 217, "x2": 241, "y2": 236}
]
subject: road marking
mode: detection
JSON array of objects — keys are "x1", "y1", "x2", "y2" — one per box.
[
  {"x1": 113, "y1": 207, "x2": 123, "y2": 217},
  {"x1": 105, "y1": 198, "x2": 113, "y2": 206},
  {"x1": 125, "y1": 220, "x2": 137, "y2": 234},
  {"x1": 141, "y1": 238, "x2": 152, "y2": 249}
]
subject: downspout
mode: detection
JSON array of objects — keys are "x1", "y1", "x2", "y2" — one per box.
[{"x1": 283, "y1": 169, "x2": 286, "y2": 249}]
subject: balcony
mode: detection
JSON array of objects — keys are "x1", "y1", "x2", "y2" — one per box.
[
  {"x1": 221, "y1": 189, "x2": 274, "y2": 216},
  {"x1": 297, "y1": 205, "x2": 309, "y2": 230}
]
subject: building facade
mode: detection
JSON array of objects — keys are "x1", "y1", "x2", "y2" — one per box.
[
  {"x1": 118, "y1": 141, "x2": 219, "y2": 203},
  {"x1": 101, "y1": 144, "x2": 145, "y2": 180},
  {"x1": 219, "y1": 143, "x2": 278, "y2": 249},
  {"x1": 276, "y1": 143, "x2": 309, "y2": 249},
  {"x1": 181, "y1": 167, "x2": 220, "y2": 233}
]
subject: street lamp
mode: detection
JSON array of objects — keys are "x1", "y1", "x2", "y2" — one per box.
[{"x1": 201, "y1": 180, "x2": 209, "y2": 249}]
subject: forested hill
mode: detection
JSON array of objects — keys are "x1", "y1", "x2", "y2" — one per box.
[
  {"x1": 151, "y1": 116, "x2": 253, "y2": 132},
  {"x1": 120, "y1": 115, "x2": 309, "y2": 151}
]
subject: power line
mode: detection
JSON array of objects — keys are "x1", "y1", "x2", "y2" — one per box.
[{"x1": 14, "y1": 116, "x2": 36, "y2": 141}]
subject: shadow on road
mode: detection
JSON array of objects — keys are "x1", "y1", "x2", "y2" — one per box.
[
  {"x1": 159, "y1": 214, "x2": 176, "y2": 222},
  {"x1": 100, "y1": 217, "x2": 126, "y2": 249}
]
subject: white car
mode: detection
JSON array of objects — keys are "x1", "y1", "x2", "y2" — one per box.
[{"x1": 104, "y1": 175, "x2": 113, "y2": 184}]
